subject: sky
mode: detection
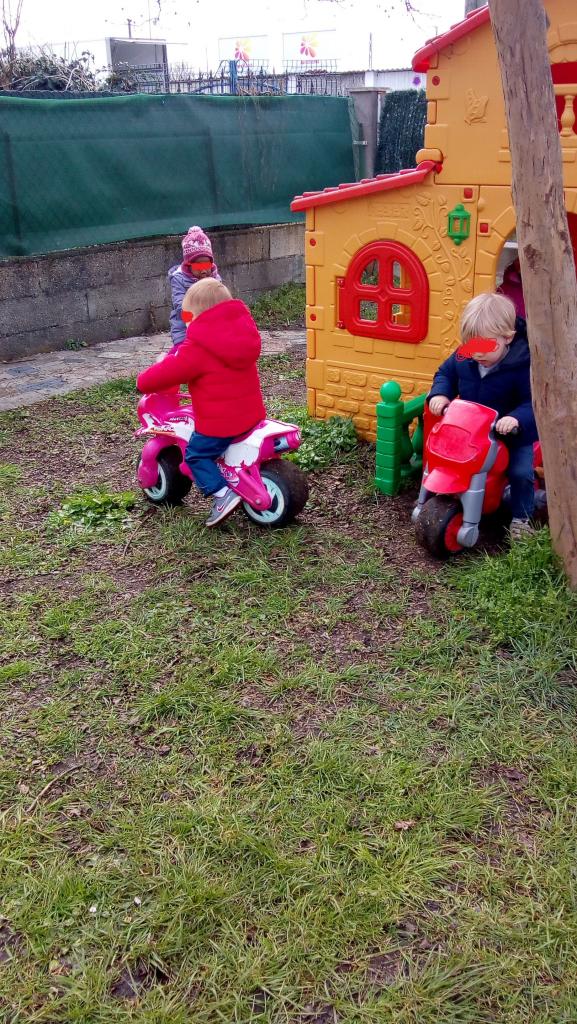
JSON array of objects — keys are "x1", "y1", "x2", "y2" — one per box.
[{"x1": 14, "y1": 0, "x2": 467, "y2": 72}]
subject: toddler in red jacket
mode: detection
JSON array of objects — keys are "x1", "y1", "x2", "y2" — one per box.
[{"x1": 137, "y1": 279, "x2": 266, "y2": 527}]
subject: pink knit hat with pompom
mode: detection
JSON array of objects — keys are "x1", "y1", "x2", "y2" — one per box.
[{"x1": 181, "y1": 225, "x2": 213, "y2": 262}]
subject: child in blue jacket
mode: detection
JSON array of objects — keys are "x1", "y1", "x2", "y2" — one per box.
[
  {"x1": 428, "y1": 292, "x2": 538, "y2": 540},
  {"x1": 168, "y1": 226, "x2": 221, "y2": 346}
]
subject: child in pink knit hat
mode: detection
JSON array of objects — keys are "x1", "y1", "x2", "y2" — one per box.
[{"x1": 168, "y1": 226, "x2": 221, "y2": 346}]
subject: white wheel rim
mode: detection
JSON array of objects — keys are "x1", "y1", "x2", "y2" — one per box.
[
  {"x1": 144, "y1": 463, "x2": 168, "y2": 501},
  {"x1": 244, "y1": 477, "x2": 286, "y2": 524}
]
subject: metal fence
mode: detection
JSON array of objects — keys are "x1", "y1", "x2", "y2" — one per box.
[{"x1": 120, "y1": 61, "x2": 362, "y2": 98}]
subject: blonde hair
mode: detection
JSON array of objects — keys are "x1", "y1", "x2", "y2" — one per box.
[
  {"x1": 183, "y1": 278, "x2": 232, "y2": 317},
  {"x1": 460, "y1": 292, "x2": 516, "y2": 343}
]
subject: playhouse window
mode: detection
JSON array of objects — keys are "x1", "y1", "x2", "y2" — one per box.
[
  {"x1": 360, "y1": 300, "x2": 379, "y2": 321},
  {"x1": 338, "y1": 241, "x2": 429, "y2": 343},
  {"x1": 361, "y1": 260, "x2": 379, "y2": 285}
]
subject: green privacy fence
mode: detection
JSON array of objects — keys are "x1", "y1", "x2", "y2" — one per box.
[
  {"x1": 375, "y1": 90, "x2": 427, "y2": 175},
  {"x1": 0, "y1": 93, "x2": 356, "y2": 259}
]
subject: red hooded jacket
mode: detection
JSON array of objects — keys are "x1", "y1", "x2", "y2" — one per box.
[{"x1": 137, "y1": 300, "x2": 266, "y2": 437}]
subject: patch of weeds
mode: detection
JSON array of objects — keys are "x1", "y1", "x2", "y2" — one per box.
[
  {"x1": 27, "y1": 700, "x2": 85, "y2": 756},
  {"x1": 269, "y1": 402, "x2": 358, "y2": 471},
  {"x1": 40, "y1": 595, "x2": 100, "y2": 641},
  {"x1": 260, "y1": 352, "x2": 304, "y2": 380},
  {"x1": 0, "y1": 529, "x2": 55, "y2": 574},
  {"x1": 0, "y1": 463, "x2": 23, "y2": 489},
  {"x1": 294, "y1": 414, "x2": 358, "y2": 472},
  {"x1": 63, "y1": 338, "x2": 87, "y2": 351},
  {"x1": 47, "y1": 488, "x2": 136, "y2": 533},
  {"x1": 269, "y1": 400, "x2": 308, "y2": 423},
  {"x1": 84, "y1": 376, "x2": 137, "y2": 401},
  {"x1": 0, "y1": 660, "x2": 34, "y2": 686},
  {"x1": 250, "y1": 283, "x2": 305, "y2": 329}
]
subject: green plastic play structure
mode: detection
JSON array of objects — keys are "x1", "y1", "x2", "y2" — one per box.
[{"x1": 374, "y1": 381, "x2": 427, "y2": 496}]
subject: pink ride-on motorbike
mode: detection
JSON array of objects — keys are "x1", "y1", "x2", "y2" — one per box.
[{"x1": 135, "y1": 390, "x2": 309, "y2": 528}]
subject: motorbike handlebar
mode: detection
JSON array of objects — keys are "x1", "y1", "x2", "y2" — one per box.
[
  {"x1": 490, "y1": 423, "x2": 521, "y2": 439},
  {"x1": 432, "y1": 401, "x2": 520, "y2": 436}
]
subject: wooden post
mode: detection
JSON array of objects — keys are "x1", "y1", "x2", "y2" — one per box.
[{"x1": 490, "y1": 0, "x2": 577, "y2": 586}]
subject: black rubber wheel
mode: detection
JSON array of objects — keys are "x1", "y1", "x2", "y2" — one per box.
[
  {"x1": 414, "y1": 495, "x2": 464, "y2": 559},
  {"x1": 243, "y1": 459, "x2": 309, "y2": 528},
  {"x1": 139, "y1": 447, "x2": 192, "y2": 507}
]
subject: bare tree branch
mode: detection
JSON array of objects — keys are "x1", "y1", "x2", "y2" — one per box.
[{"x1": 2, "y1": 0, "x2": 24, "y2": 62}]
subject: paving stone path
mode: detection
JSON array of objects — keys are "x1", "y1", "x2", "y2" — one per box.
[{"x1": 0, "y1": 330, "x2": 306, "y2": 412}]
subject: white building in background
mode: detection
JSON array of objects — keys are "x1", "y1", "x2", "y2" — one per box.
[{"x1": 15, "y1": 0, "x2": 462, "y2": 79}]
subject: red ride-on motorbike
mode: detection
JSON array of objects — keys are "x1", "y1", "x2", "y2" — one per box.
[{"x1": 412, "y1": 398, "x2": 545, "y2": 558}]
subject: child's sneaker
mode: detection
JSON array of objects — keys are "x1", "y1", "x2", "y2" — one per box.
[
  {"x1": 509, "y1": 517, "x2": 535, "y2": 542},
  {"x1": 206, "y1": 488, "x2": 241, "y2": 527}
]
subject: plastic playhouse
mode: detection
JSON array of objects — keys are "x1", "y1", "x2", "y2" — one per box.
[{"x1": 291, "y1": 0, "x2": 577, "y2": 492}]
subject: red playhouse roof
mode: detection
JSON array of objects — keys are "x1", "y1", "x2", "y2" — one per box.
[
  {"x1": 412, "y1": 5, "x2": 490, "y2": 72},
  {"x1": 290, "y1": 160, "x2": 441, "y2": 213}
]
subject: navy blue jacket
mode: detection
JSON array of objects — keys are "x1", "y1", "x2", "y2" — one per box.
[{"x1": 429, "y1": 322, "x2": 538, "y2": 447}]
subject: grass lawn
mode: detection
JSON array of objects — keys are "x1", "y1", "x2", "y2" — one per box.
[{"x1": 1, "y1": 351, "x2": 577, "y2": 1023}]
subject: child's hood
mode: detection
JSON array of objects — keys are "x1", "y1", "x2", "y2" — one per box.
[
  {"x1": 169, "y1": 263, "x2": 193, "y2": 283},
  {"x1": 168, "y1": 263, "x2": 220, "y2": 283},
  {"x1": 185, "y1": 300, "x2": 261, "y2": 369},
  {"x1": 499, "y1": 326, "x2": 530, "y2": 371}
]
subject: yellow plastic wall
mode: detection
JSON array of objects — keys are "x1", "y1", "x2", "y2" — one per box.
[
  {"x1": 307, "y1": 180, "x2": 477, "y2": 440},
  {"x1": 421, "y1": 0, "x2": 577, "y2": 188}
]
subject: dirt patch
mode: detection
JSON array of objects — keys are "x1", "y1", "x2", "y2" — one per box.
[
  {"x1": 0, "y1": 923, "x2": 25, "y2": 962},
  {"x1": 235, "y1": 742, "x2": 273, "y2": 767},
  {"x1": 298, "y1": 1004, "x2": 337, "y2": 1024},
  {"x1": 110, "y1": 959, "x2": 170, "y2": 1001},
  {"x1": 473, "y1": 761, "x2": 548, "y2": 858}
]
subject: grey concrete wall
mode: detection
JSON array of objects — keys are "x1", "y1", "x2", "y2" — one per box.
[{"x1": 0, "y1": 223, "x2": 305, "y2": 361}]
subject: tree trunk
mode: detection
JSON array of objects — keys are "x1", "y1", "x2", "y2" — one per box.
[
  {"x1": 465, "y1": 0, "x2": 485, "y2": 13},
  {"x1": 489, "y1": 0, "x2": 577, "y2": 585}
]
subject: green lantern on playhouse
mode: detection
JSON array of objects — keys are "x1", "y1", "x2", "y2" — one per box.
[{"x1": 447, "y1": 203, "x2": 472, "y2": 246}]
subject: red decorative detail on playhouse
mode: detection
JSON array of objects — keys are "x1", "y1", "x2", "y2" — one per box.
[
  {"x1": 412, "y1": 6, "x2": 490, "y2": 72},
  {"x1": 291, "y1": 161, "x2": 441, "y2": 212},
  {"x1": 337, "y1": 241, "x2": 429, "y2": 344}
]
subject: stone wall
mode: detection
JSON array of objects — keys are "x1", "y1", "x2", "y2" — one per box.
[{"x1": 0, "y1": 223, "x2": 304, "y2": 361}]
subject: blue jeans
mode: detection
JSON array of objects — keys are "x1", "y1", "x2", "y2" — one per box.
[
  {"x1": 508, "y1": 444, "x2": 535, "y2": 519},
  {"x1": 185, "y1": 432, "x2": 235, "y2": 496}
]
